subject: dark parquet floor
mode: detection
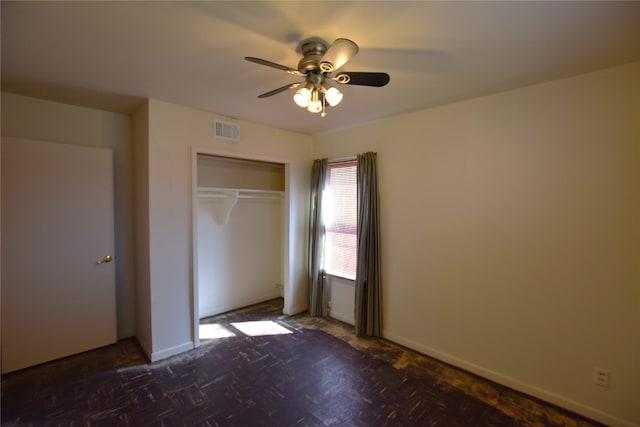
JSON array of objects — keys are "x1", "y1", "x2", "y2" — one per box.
[{"x1": 1, "y1": 299, "x2": 603, "y2": 427}]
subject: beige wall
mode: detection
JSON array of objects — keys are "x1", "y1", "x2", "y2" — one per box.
[
  {"x1": 3, "y1": 60, "x2": 638, "y2": 425},
  {"x1": 314, "y1": 61, "x2": 640, "y2": 426},
  {"x1": 197, "y1": 154, "x2": 285, "y2": 191},
  {"x1": 1, "y1": 93, "x2": 136, "y2": 339},
  {"x1": 131, "y1": 101, "x2": 152, "y2": 355},
  {"x1": 197, "y1": 196, "x2": 283, "y2": 317},
  {"x1": 143, "y1": 99, "x2": 313, "y2": 359}
]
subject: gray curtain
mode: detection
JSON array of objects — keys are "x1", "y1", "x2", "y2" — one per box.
[
  {"x1": 355, "y1": 152, "x2": 382, "y2": 337},
  {"x1": 308, "y1": 158, "x2": 328, "y2": 316}
]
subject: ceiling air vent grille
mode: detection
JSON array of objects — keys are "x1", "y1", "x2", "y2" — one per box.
[{"x1": 214, "y1": 120, "x2": 240, "y2": 141}]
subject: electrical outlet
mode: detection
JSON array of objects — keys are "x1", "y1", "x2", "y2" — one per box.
[{"x1": 594, "y1": 368, "x2": 610, "y2": 388}]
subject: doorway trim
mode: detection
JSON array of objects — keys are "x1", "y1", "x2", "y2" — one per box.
[{"x1": 190, "y1": 146, "x2": 291, "y2": 348}]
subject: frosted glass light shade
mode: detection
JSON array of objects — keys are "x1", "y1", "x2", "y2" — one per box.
[
  {"x1": 306, "y1": 88, "x2": 322, "y2": 113},
  {"x1": 325, "y1": 87, "x2": 343, "y2": 106},
  {"x1": 293, "y1": 88, "x2": 311, "y2": 107},
  {"x1": 307, "y1": 99, "x2": 322, "y2": 113}
]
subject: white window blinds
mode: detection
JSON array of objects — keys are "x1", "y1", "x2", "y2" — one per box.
[{"x1": 324, "y1": 160, "x2": 357, "y2": 280}]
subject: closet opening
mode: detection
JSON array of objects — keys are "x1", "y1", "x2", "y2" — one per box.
[{"x1": 191, "y1": 149, "x2": 289, "y2": 348}]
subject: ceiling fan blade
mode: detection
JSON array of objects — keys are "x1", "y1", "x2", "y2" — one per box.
[
  {"x1": 258, "y1": 82, "x2": 301, "y2": 98},
  {"x1": 245, "y1": 57, "x2": 303, "y2": 76},
  {"x1": 333, "y1": 72, "x2": 390, "y2": 87},
  {"x1": 319, "y1": 38, "x2": 359, "y2": 73}
]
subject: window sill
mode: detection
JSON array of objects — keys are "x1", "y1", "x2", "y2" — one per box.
[{"x1": 325, "y1": 272, "x2": 355, "y2": 282}]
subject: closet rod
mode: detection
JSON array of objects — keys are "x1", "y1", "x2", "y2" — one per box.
[
  {"x1": 199, "y1": 193, "x2": 282, "y2": 200},
  {"x1": 197, "y1": 187, "x2": 283, "y2": 200},
  {"x1": 198, "y1": 186, "x2": 283, "y2": 193}
]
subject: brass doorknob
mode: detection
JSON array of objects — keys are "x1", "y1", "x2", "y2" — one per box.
[{"x1": 96, "y1": 255, "x2": 113, "y2": 265}]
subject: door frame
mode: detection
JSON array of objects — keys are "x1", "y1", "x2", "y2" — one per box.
[{"x1": 190, "y1": 146, "x2": 291, "y2": 348}]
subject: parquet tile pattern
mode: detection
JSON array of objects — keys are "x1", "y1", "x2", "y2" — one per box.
[{"x1": 1, "y1": 299, "x2": 602, "y2": 426}]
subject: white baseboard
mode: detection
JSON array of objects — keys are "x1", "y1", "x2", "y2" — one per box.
[
  {"x1": 150, "y1": 341, "x2": 194, "y2": 363},
  {"x1": 382, "y1": 330, "x2": 638, "y2": 427}
]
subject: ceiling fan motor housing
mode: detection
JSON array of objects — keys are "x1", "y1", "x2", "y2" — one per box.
[{"x1": 296, "y1": 38, "x2": 329, "y2": 74}]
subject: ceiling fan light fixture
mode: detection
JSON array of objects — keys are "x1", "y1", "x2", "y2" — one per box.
[
  {"x1": 324, "y1": 86, "x2": 343, "y2": 107},
  {"x1": 307, "y1": 89, "x2": 322, "y2": 113},
  {"x1": 293, "y1": 87, "x2": 311, "y2": 107},
  {"x1": 308, "y1": 100, "x2": 322, "y2": 113},
  {"x1": 246, "y1": 36, "x2": 388, "y2": 118}
]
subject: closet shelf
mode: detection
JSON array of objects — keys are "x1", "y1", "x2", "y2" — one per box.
[
  {"x1": 197, "y1": 187, "x2": 284, "y2": 200},
  {"x1": 197, "y1": 187, "x2": 283, "y2": 225}
]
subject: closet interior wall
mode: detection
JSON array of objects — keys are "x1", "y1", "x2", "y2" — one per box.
[{"x1": 196, "y1": 154, "x2": 285, "y2": 318}]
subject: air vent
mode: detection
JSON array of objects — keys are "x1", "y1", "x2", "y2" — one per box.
[{"x1": 214, "y1": 120, "x2": 240, "y2": 141}]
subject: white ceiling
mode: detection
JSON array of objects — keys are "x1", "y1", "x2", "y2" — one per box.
[{"x1": 2, "y1": 1, "x2": 640, "y2": 135}]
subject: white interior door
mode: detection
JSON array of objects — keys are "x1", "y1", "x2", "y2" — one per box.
[{"x1": 1, "y1": 137, "x2": 117, "y2": 373}]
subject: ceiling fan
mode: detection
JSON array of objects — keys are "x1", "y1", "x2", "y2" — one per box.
[{"x1": 245, "y1": 37, "x2": 390, "y2": 117}]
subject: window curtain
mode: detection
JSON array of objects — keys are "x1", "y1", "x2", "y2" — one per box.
[
  {"x1": 308, "y1": 158, "x2": 328, "y2": 316},
  {"x1": 355, "y1": 152, "x2": 381, "y2": 337}
]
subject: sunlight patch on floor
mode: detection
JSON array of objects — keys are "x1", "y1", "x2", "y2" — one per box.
[
  {"x1": 199, "y1": 323, "x2": 237, "y2": 339},
  {"x1": 230, "y1": 320, "x2": 293, "y2": 336}
]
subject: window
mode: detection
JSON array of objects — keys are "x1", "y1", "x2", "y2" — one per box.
[{"x1": 324, "y1": 160, "x2": 357, "y2": 280}]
